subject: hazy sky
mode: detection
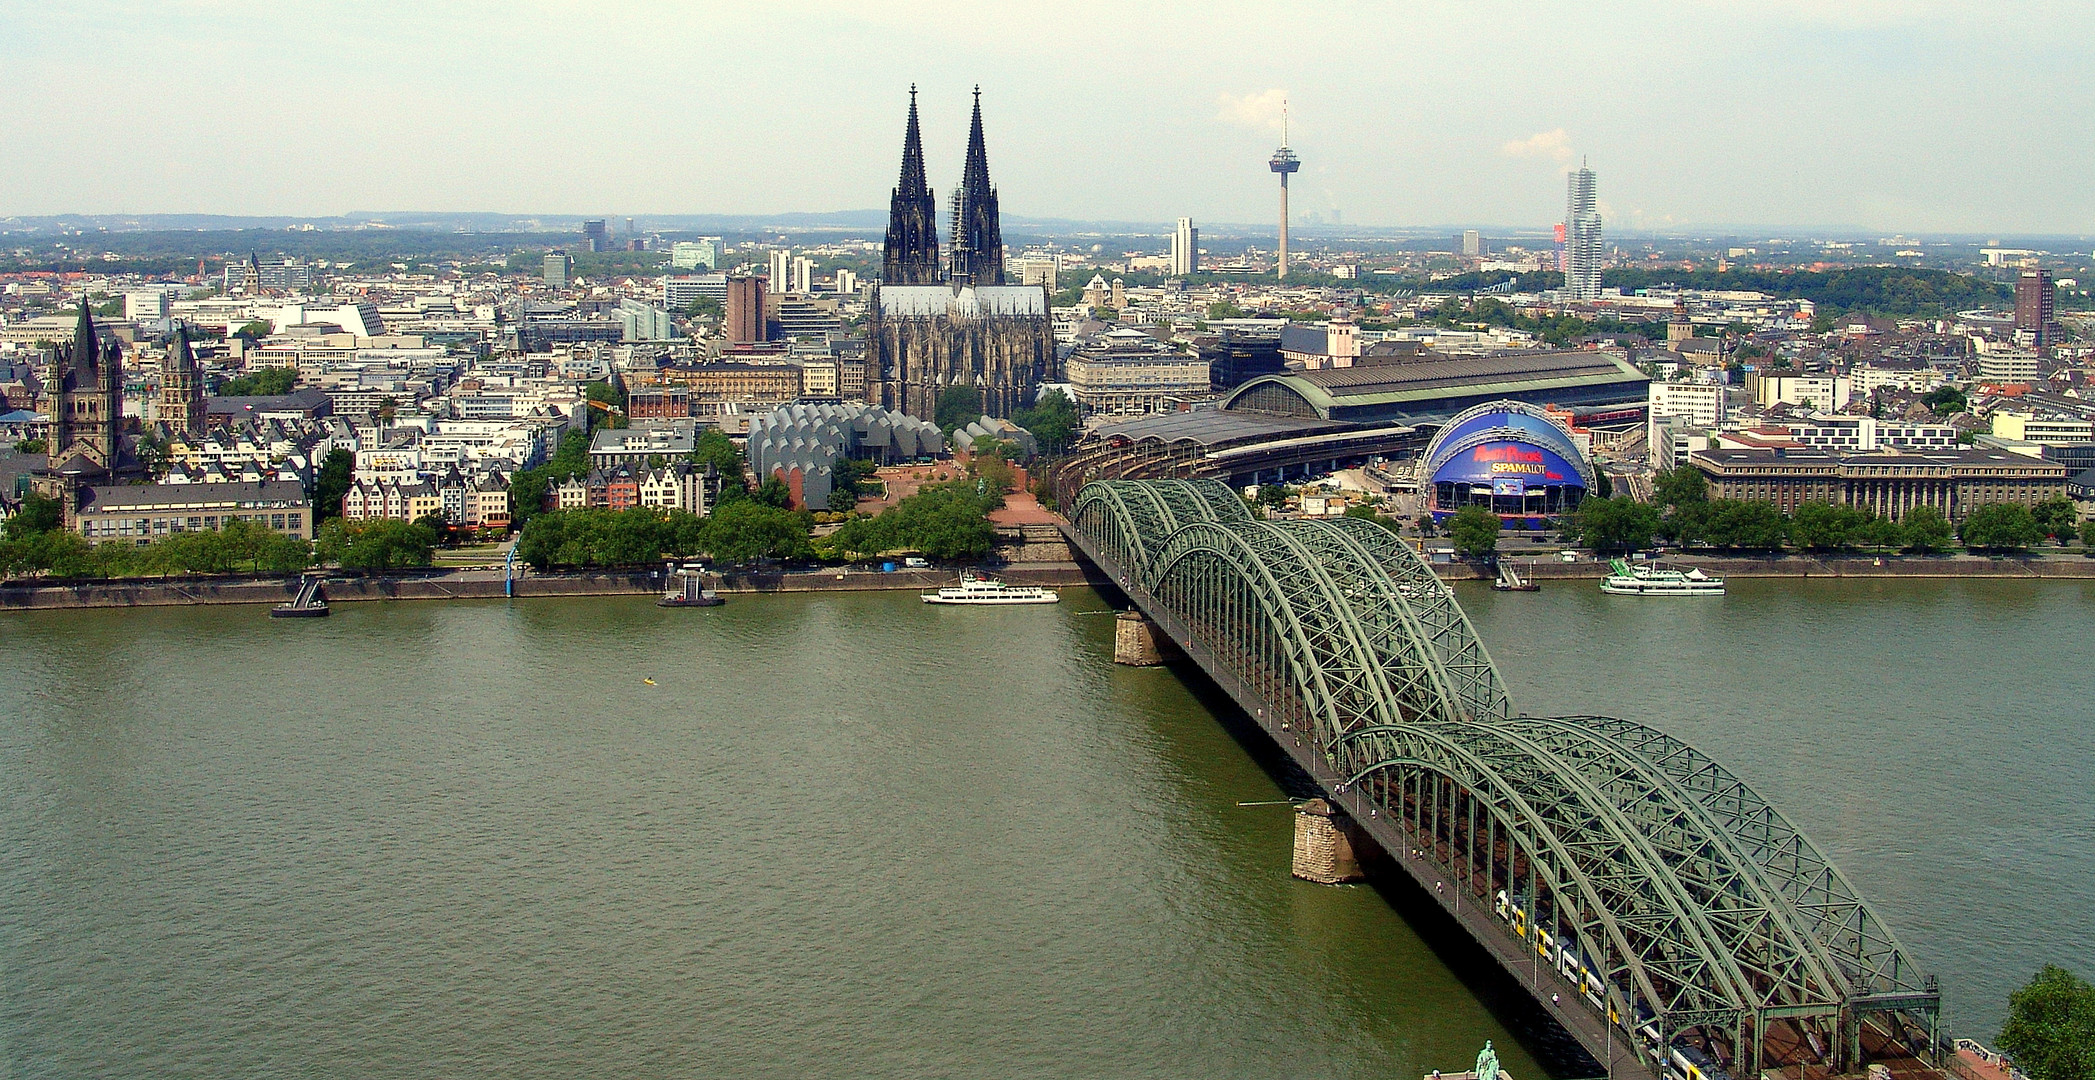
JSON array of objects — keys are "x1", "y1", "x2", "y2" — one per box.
[{"x1": 3, "y1": 1, "x2": 2090, "y2": 235}]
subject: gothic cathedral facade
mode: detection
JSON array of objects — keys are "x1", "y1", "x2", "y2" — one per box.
[{"x1": 868, "y1": 87, "x2": 1055, "y2": 421}]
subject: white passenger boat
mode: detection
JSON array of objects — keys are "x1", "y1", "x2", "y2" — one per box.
[
  {"x1": 1600, "y1": 558, "x2": 1725, "y2": 596},
  {"x1": 921, "y1": 571, "x2": 1060, "y2": 605}
]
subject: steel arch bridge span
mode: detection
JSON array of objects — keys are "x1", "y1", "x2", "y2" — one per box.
[{"x1": 1062, "y1": 478, "x2": 1941, "y2": 1080}]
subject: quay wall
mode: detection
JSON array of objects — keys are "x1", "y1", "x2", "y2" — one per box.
[{"x1": 2, "y1": 552, "x2": 2087, "y2": 612}]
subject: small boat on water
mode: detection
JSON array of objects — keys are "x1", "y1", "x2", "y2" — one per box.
[
  {"x1": 1493, "y1": 561, "x2": 1541, "y2": 592},
  {"x1": 659, "y1": 569, "x2": 724, "y2": 607},
  {"x1": 921, "y1": 571, "x2": 1059, "y2": 605},
  {"x1": 1600, "y1": 558, "x2": 1725, "y2": 596},
  {"x1": 271, "y1": 575, "x2": 329, "y2": 618}
]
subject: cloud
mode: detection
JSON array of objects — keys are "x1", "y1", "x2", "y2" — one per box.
[
  {"x1": 1215, "y1": 88, "x2": 1289, "y2": 133},
  {"x1": 1501, "y1": 128, "x2": 1574, "y2": 163}
]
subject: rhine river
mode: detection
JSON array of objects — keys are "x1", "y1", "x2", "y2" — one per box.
[{"x1": 1, "y1": 578, "x2": 2089, "y2": 1079}]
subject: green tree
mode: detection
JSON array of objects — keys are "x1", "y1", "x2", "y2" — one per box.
[
  {"x1": 1207, "y1": 299, "x2": 1248, "y2": 320},
  {"x1": 683, "y1": 296, "x2": 724, "y2": 323},
  {"x1": 1448, "y1": 506, "x2": 1502, "y2": 559},
  {"x1": 753, "y1": 475, "x2": 792, "y2": 508},
  {"x1": 235, "y1": 319, "x2": 274, "y2": 339},
  {"x1": 5, "y1": 493, "x2": 63, "y2": 539},
  {"x1": 1652, "y1": 466, "x2": 1708, "y2": 509},
  {"x1": 1858, "y1": 513, "x2": 1904, "y2": 549},
  {"x1": 1574, "y1": 497, "x2": 1661, "y2": 554},
  {"x1": 13, "y1": 438, "x2": 47, "y2": 454},
  {"x1": 1012, "y1": 388, "x2": 1079, "y2": 454},
  {"x1": 1700, "y1": 500, "x2": 1789, "y2": 551},
  {"x1": 1922, "y1": 385, "x2": 1967, "y2": 417},
  {"x1": 2083, "y1": 516, "x2": 2095, "y2": 548},
  {"x1": 1899, "y1": 505, "x2": 1955, "y2": 553},
  {"x1": 1998, "y1": 966, "x2": 2095, "y2": 1080},
  {"x1": 688, "y1": 428, "x2": 747, "y2": 492},
  {"x1": 2031, "y1": 495, "x2": 2079, "y2": 541},
  {"x1": 1961, "y1": 502, "x2": 2045, "y2": 553},
  {"x1": 935, "y1": 385, "x2": 985, "y2": 434},
  {"x1": 1789, "y1": 501, "x2": 1868, "y2": 552},
  {"x1": 217, "y1": 366, "x2": 297, "y2": 396},
  {"x1": 699, "y1": 500, "x2": 814, "y2": 564},
  {"x1": 316, "y1": 519, "x2": 437, "y2": 571},
  {"x1": 312, "y1": 448, "x2": 355, "y2": 523}
]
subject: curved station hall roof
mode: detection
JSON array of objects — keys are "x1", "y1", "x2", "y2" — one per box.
[{"x1": 1219, "y1": 349, "x2": 1649, "y2": 425}]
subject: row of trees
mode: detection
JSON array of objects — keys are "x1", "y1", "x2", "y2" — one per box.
[
  {"x1": 823, "y1": 480, "x2": 1002, "y2": 562},
  {"x1": 0, "y1": 493, "x2": 441, "y2": 580},
  {"x1": 513, "y1": 474, "x2": 1007, "y2": 571},
  {"x1": 515, "y1": 501, "x2": 813, "y2": 570},
  {"x1": 1564, "y1": 469, "x2": 2085, "y2": 555}
]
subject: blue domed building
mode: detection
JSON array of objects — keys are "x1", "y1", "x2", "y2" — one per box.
[{"x1": 1420, "y1": 401, "x2": 1595, "y2": 526}]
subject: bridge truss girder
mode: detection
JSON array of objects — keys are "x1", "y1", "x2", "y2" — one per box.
[{"x1": 1067, "y1": 478, "x2": 1942, "y2": 1077}]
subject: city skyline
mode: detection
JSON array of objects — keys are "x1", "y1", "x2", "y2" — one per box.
[{"x1": 1, "y1": 3, "x2": 2091, "y2": 235}]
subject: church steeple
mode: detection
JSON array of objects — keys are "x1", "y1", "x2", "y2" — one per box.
[
  {"x1": 71, "y1": 297, "x2": 98, "y2": 377},
  {"x1": 946, "y1": 86, "x2": 1005, "y2": 287},
  {"x1": 881, "y1": 85, "x2": 941, "y2": 285}
]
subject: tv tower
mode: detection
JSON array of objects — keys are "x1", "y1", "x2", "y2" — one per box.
[{"x1": 1268, "y1": 99, "x2": 1300, "y2": 279}]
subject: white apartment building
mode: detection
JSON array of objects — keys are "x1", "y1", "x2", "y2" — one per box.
[
  {"x1": 1648, "y1": 380, "x2": 1727, "y2": 428},
  {"x1": 1850, "y1": 365, "x2": 1944, "y2": 396},
  {"x1": 1977, "y1": 350, "x2": 2042, "y2": 383},
  {"x1": 1991, "y1": 412, "x2": 2094, "y2": 445},
  {"x1": 1752, "y1": 373, "x2": 1851, "y2": 411},
  {"x1": 1780, "y1": 416, "x2": 1958, "y2": 453}
]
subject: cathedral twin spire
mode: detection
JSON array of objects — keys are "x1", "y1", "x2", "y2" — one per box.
[{"x1": 880, "y1": 85, "x2": 1004, "y2": 288}]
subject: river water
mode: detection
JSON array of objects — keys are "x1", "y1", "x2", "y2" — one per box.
[{"x1": 0, "y1": 579, "x2": 2088, "y2": 1078}]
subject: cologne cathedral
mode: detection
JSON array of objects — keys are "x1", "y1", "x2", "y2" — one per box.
[{"x1": 869, "y1": 87, "x2": 1055, "y2": 420}]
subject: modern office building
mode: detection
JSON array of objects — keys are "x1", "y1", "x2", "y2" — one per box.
[
  {"x1": 1564, "y1": 165, "x2": 1603, "y2": 301},
  {"x1": 582, "y1": 219, "x2": 608, "y2": 253},
  {"x1": 725, "y1": 277, "x2": 766, "y2": 344},
  {"x1": 544, "y1": 251, "x2": 573, "y2": 289},
  {"x1": 1172, "y1": 217, "x2": 1199, "y2": 276},
  {"x1": 2015, "y1": 269, "x2": 2057, "y2": 348},
  {"x1": 618, "y1": 299, "x2": 677, "y2": 342},
  {"x1": 670, "y1": 240, "x2": 720, "y2": 270},
  {"x1": 770, "y1": 251, "x2": 791, "y2": 294},
  {"x1": 792, "y1": 256, "x2": 815, "y2": 296},
  {"x1": 663, "y1": 274, "x2": 729, "y2": 309}
]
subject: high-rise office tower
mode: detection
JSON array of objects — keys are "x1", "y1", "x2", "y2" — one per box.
[
  {"x1": 2015, "y1": 269, "x2": 2056, "y2": 348},
  {"x1": 1268, "y1": 102, "x2": 1299, "y2": 279},
  {"x1": 770, "y1": 250, "x2": 790, "y2": 293},
  {"x1": 1564, "y1": 165, "x2": 1603, "y2": 301},
  {"x1": 544, "y1": 250, "x2": 573, "y2": 288},
  {"x1": 1172, "y1": 217, "x2": 1199, "y2": 276},
  {"x1": 726, "y1": 276, "x2": 766, "y2": 344},
  {"x1": 882, "y1": 85, "x2": 941, "y2": 285},
  {"x1": 583, "y1": 219, "x2": 608, "y2": 253},
  {"x1": 945, "y1": 87, "x2": 1005, "y2": 286},
  {"x1": 793, "y1": 256, "x2": 815, "y2": 295},
  {"x1": 1461, "y1": 230, "x2": 1483, "y2": 257}
]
